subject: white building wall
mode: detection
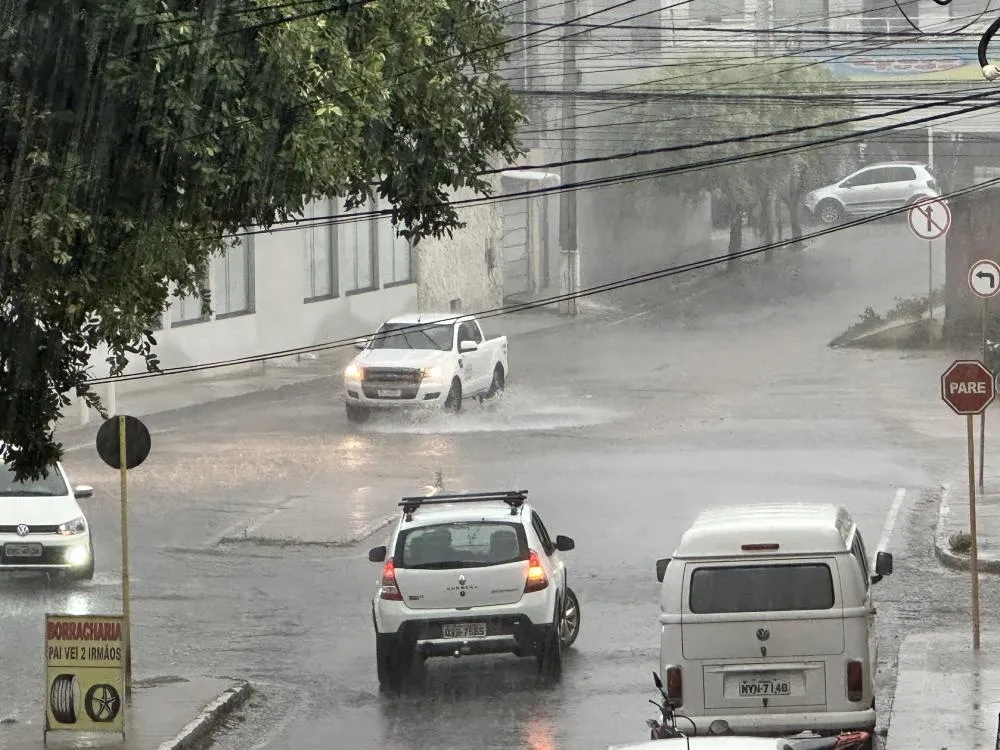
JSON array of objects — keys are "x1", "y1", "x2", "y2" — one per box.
[
  {"x1": 413, "y1": 179, "x2": 505, "y2": 315},
  {"x1": 82, "y1": 196, "x2": 419, "y2": 408}
]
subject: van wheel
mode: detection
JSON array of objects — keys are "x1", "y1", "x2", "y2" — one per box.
[{"x1": 486, "y1": 365, "x2": 505, "y2": 400}]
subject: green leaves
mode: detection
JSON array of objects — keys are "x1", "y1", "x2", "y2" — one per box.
[{"x1": 0, "y1": 0, "x2": 522, "y2": 478}]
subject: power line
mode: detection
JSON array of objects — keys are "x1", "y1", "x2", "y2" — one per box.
[{"x1": 86, "y1": 174, "x2": 1000, "y2": 386}]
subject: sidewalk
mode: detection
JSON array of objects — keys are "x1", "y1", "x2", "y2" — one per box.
[
  {"x1": 934, "y1": 479, "x2": 1000, "y2": 574},
  {"x1": 1, "y1": 676, "x2": 249, "y2": 749},
  {"x1": 55, "y1": 308, "x2": 583, "y2": 445},
  {"x1": 886, "y1": 630, "x2": 1000, "y2": 750}
]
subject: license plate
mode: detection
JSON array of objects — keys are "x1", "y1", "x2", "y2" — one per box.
[
  {"x1": 442, "y1": 622, "x2": 487, "y2": 639},
  {"x1": 739, "y1": 679, "x2": 791, "y2": 697},
  {"x1": 4, "y1": 543, "x2": 42, "y2": 558},
  {"x1": 377, "y1": 388, "x2": 402, "y2": 398}
]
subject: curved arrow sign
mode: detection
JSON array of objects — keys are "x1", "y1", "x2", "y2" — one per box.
[{"x1": 970, "y1": 259, "x2": 1000, "y2": 299}]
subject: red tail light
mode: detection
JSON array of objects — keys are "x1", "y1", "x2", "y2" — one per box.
[
  {"x1": 524, "y1": 550, "x2": 548, "y2": 592},
  {"x1": 666, "y1": 665, "x2": 683, "y2": 708},
  {"x1": 846, "y1": 660, "x2": 863, "y2": 702},
  {"x1": 379, "y1": 560, "x2": 403, "y2": 601}
]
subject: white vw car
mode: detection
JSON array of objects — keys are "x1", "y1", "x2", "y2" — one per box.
[{"x1": 0, "y1": 459, "x2": 95, "y2": 581}]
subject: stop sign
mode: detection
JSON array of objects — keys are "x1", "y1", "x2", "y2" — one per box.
[{"x1": 941, "y1": 359, "x2": 996, "y2": 415}]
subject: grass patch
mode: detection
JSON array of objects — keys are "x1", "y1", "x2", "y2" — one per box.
[
  {"x1": 830, "y1": 287, "x2": 944, "y2": 347},
  {"x1": 949, "y1": 531, "x2": 972, "y2": 555}
]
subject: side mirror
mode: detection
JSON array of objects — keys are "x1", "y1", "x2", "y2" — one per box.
[
  {"x1": 458, "y1": 340, "x2": 479, "y2": 353},
  {"x1": 555, "y1": 535, "x2": 575, "y2": 552},
  {"x1": 872, "y1": 551, "x2": 893, "y2": 583},
  {"x1": 368, "y1": 545, "x2": 387, "y2": 563},
  {"x1": 656, "y1": 558, "x2": 670, "y2": 583},
  {"x1": 73, "y1": 485, "x2": 94, "y2": 499},
  {"x1": 354, "y1": 338, "x2": 369, "y2": 350}
]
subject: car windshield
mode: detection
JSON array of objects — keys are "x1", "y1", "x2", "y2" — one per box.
[
  {"x1": 369, "y1": 323, "x2": 453, "y2": 351},
  {"x1": 396, "y1": 521, "x2": 528, "y2": 569},
  {"x1": 689, "y1": 564, "x2": 835, "y2": 614},
  {"x1": 0, "y1": 462, "x2": 68, "y2": 496}
]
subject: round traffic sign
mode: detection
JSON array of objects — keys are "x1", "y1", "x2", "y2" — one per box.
[
  {"x1": 969, "y1": 259, "x2": 1000, "y2": 299},
  {"x1": 908, "y1": 198, "x2": 951, "y2": 240},
  {"x1": 941, "y1": 359, "x2": 995, "y2": 415},
  {"x1": 95, "y1": 415, "x2": 151, "y2": 470}
]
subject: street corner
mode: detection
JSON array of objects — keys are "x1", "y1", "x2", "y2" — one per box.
[
  {"x1": 154, "y1": 678, "x2": 253, "y2": 750},
  {"x1": 933, "y1": 482, "x2": 1000, "y2": 574},
  {"x1": 0, "y1": 675, "x2": 250, "y2": 750},
  {"x1": 885, "y1": 630, "x2": 1000, "y2": 750},
  {"x1": 213, "y1": 477, "x2": 440, "y2": 550}
]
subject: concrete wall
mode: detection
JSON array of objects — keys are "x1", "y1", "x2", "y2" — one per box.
[{"x1": 413, "y1": 179, "x2": 504, "y2": 315}]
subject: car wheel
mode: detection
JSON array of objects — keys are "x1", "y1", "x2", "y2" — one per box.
[
  {"x1": 486, "y1": 365, "x2": 505, "y2": 400},
  {"x1": 817, "y1": 199, "x2": 843, "y2": 224},
  {"x1": 444, "y1": 379, "x2": 462, "y2": 413},
  {"x1": 536, "y1": 622, "x2": 563, "y2": 682},
  {"x1": 346, "y1": 403, "x2": 370, "y2": 424},
  {"x1": 375, "y1": 632, "x2": 404, "y2": 692},
  {"x1": 49, "y1": 673, "x2": 80, "y2": 724},
  {"x1": 559, "y1": 587, "x2": 581, "y2": 648}
]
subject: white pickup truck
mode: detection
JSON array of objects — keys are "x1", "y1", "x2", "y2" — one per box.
[{"x1": 343, "y1": 313, "x2": 509, "y2": 423}]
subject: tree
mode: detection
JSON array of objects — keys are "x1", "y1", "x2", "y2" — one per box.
[
  {"x1": 631, "y1": 57, "x2": 854, "y2": 264},
  {"x1": 0, "y1": 0, "x2": 523, "y2": 477}
]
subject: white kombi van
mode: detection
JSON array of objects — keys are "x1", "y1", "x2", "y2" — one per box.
[{"x1": 654, "y1": 503, "x2": 893, "y2": 740}]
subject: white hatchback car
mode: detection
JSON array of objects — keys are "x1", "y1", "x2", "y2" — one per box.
[
  {"x1": 803, "y1": 161, "x2": 939, "y2": 224},
  {"x1": 0, "y1": 460, "x2": 95, "y2": 580},
  {"x1": 368, "y1": 490, "x2": 579, "y2": 690}
]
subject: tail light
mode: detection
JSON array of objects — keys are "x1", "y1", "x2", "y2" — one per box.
[
  {"x1": 379, "y1": 560, "x2": 403, "y2": 601},
  {"x1": 524, "y1": 550, "x2": 548, "y2": 592},
  {"x1": 666, "y1": 665, "x2": 683, "y2": 708},
  {"x1": 846, "y1": 659, "x2": 863, "y2": 702}
]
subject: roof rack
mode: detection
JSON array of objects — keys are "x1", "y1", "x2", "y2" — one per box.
[{"x1": 398, "y1": 490, "x2": 528, "y2": 520}]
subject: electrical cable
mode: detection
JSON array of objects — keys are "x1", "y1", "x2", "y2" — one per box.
[
  {"x1": 85, "y1": 174, "x2": 1000, "y2": 386},
  {"x1": 978, "y1": 10, "x2": 1000, "y2": 79},
  {"x1": 232, "y1": 87, "x2": 1000, "y2": 234},
  {"x1": 891, "y1": 0, "x2": 990, "y2": 34}
]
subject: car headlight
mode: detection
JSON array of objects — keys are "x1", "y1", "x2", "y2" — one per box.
[
  {"x1": 58, "y1": 517, "x2": 87, "y2": 536},
  {"x1": 345, "y1": 364, "x2": 363, "y2": 380},
  {"x1": 422, "y1": 366, "x2": 443, "y2": 379},
  {"x1": 66, "y1": 545, "x2": 89, "y2": 566}
]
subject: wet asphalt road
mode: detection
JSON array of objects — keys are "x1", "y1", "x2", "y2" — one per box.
[{"x1": 0, "y1": 218, "x2": 993, "y2": 749}]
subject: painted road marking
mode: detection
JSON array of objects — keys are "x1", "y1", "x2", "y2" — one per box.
[{"x1": 877, "y1": 487, "x2": 907, "y2": 554}]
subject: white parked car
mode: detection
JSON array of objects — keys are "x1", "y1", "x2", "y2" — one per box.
[
  {"x1": 654, "y1": 503, "x2": 892, "y2": 739},
  {"x1": 0, "y1": 460, "x2": 95, "y2": 580},
  {"x1": 367, "y1": 490, "x2": 579, "y2": 690},
  {"x1": 803, "y1": 161, "x2": 939, "y2": 224},
  {"x1": 343, "y1": 313, "x2": 508, "y2": 423}
]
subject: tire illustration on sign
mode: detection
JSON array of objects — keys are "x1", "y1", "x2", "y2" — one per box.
[
  {"x1": 84, "y1": 683, "x2": 121, "y2": 723},
  {"x1": 49, "y1": 673, "x2": 80, "y2": 724}
]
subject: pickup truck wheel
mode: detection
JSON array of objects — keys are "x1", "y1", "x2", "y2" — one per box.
[
  {"x1": 486, "y1": 365, "x2": 505, "y2": 400},
  {"x1": 444, "y1": 379, "x2": 462, "y2": 413},
  {"x1": 346, "y1": 403, "x2": 370, "y2": 424}
]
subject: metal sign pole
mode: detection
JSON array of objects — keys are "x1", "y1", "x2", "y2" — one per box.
[
  {"x1": 968, "y1": 411, "x2": 982, "y2": 651},
  {"x1": 983, "y1": 298, "x2": 989, "y2": 491},
  {"x1": 928, "y1": 239, "x2": 934, "y2": 321},
  {"x1": 118, "y1": 416, "x2": 132, "y2": 703}
]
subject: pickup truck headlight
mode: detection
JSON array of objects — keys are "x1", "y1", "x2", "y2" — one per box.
[
  {"x1": 422, "y1": 366, "x2": 443, "y2": 379},
  {"x1": 58, "y1": 517, "x2": 87, "y2": 536},
  {"x1": 344, "y1": 364, "x2": 363, "y2": 380}
]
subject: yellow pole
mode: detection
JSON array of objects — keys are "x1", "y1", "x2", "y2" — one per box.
[
  {"x1": 118, "y1": 416, "x2": 132, "y2": 702},
  {"x1": 968, "y1": 413, "x2": 982, "y2": 651}
]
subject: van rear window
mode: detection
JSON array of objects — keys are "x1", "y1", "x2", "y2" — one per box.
[{"x1": 689, "y1": 564, "x2": 835, "y2": 614}]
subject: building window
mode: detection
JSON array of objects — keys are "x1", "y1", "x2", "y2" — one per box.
[
  {"x1": 304, "y1": 199, "x2": 337, "y2": 301},
  {"x1": 342, "y1": 203, "x2": 378, "y2": 294},
  {"x1": 696, "y1": 0, "x2": 744, "y2": 22},
  {"x1": 212, "y1": 235, "x2": 255, "y2": 318},
  {"x1": 377, "y1": 199, "x2": 413, "y2": 286},
  {"x1": 170, "y1": 273, "x2": 209, "y2": 326}
]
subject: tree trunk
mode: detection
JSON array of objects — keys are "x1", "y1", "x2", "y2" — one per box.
[
  {"x1": 761, "y1": 189, "x2": 775, "y2": 261},
  {"x1": 788, "y1": 188, "x2": 803, "y2": 250},
  {"x1": 727, "y1": 209, "x2": 743, "y2": 271}
]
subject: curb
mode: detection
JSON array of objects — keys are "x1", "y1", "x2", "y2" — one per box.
[
  {"x1": 218, "y1": 512, "x2": 396, "y2": 549},
  {"x1": 932, "y1": 482, "x2": 1000, "y2": 574},
  {"x1": 156, "y1": 680, "x2": 252, "y2": 750}
]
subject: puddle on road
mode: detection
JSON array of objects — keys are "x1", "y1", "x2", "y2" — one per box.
[{"x1": 356, "y1": 387, "x2": 621, "y2": 435}]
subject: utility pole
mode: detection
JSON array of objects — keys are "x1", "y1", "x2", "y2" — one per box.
[{"x1": 559, "y1": 0, "x2": 579, "y2": 316}]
